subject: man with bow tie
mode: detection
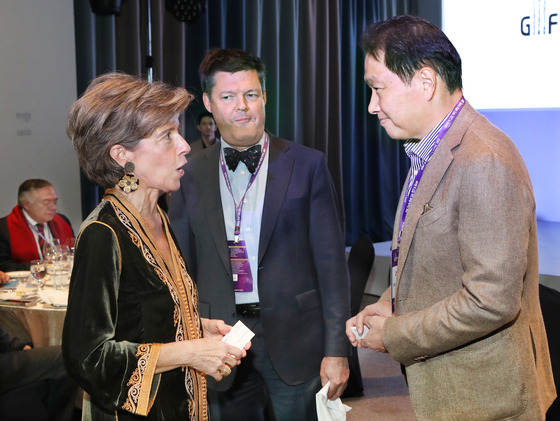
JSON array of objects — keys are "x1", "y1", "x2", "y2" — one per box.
[{"x1": 169, "y1": 48, "x2": 350, "y2": 421}]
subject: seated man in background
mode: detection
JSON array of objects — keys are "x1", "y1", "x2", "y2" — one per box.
[
  {"x1": 0, "y1": 323, "x2": 78, "y2": 420},
  {"x1": 0, "y1": 179, "x2": 73, "y2": 272}
]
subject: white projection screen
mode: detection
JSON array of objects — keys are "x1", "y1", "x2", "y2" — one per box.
[{"x1": 443, "y1": 0, "x2": 560, "y2": 222}]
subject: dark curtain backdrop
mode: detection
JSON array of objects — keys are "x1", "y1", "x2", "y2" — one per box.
[{"x1": 73, "y1": 0, "x2": 418, "y2": 245}]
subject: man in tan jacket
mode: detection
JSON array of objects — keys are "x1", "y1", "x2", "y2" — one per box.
[{"x1": 346, "y1": 15, "x2": 556, "y2": 420}]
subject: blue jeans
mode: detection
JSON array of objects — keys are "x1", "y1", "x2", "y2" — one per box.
[{"x1": 208, "y1": 318, "x2": 321, "y2": 421}]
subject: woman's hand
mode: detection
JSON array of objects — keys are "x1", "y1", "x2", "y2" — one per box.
[
  {"x1": 182, "y1": 338, "x2": 248, "y2": 381},
  {"x1": 201, "y1": 318, "x2": 231, "y2": 339},
  {"x1": 157, "y1": 338, "x2": 247, "y2": 381},
  {"x1": 157, "y1": 318, "x2": 251, "y2": 381},
  {"x1": 201, "y1": 317, "x2": 252, "y2": 354}
]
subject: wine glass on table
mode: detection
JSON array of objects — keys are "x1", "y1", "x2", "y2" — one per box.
[
  {"x1": 57, "y1": 244, "x2": 72, "y2": 288},
  {"x1": 42, "y1": 240, "x2": 60, "y2": 288},
  {"x1": 42, "y1": 239, "x2": 61, "y2": 259},
  {"x1": 63, "y1": 237, "x2": 75, "y2": 254},
  {"x1": 30, "y1": 259, "x2": 47, "y2": 290},
  {"x1": 63, "y1": 238, "x2": 75, "y2": 274}
]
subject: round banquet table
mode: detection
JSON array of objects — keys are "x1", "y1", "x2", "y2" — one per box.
[
  {"x1": 0, "y1": 276, "x2": 68, "y2": 348},
  {"x1": 0, "y1": 302, "x2": 66, "y2": 347}
]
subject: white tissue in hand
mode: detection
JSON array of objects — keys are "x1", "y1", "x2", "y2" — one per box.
[
  {"x1": 316, "y1": 381, "x2": 352, "y2": 421},
  {"x1": 351, "y1": 325, "x2": 369, "y2": 340}
]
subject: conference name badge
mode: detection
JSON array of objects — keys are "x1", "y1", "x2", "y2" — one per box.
[{"x1": 228, "y1": 240, "x2": 253, "y2": 292}]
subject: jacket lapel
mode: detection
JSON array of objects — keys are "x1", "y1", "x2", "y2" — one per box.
[
  {"x1": 395, "y1": 142, "x2": 454, "y2": 285},
  {"x1": 258, "y1": 136, "x2": 293, "y2": 262},
  {"x1": 201, "y1": 144, "x2": 232, "y2": 276},
  {"x1": 395, "y1": 102, "x2": 476, "y2": 287}
]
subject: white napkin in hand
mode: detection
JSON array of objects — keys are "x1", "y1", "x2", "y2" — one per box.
[{"x1": 316, "y1": 381, "x2": 352, "y2": 421}]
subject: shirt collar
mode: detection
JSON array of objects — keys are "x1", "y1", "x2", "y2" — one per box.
[
  {"x1": 404, "y1": 110, "x2": 451, "y2": 168},
  {"x1": 22, "y1": 208, "x2": 40, "y2": 226},
  {"x1": 220, "y1": 132, "x2": 266, "y2": 152}
]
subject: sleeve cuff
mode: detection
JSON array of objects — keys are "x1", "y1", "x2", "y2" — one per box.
[{"x1": 122, "y1": 343, "x2": 162, "y2": 416}]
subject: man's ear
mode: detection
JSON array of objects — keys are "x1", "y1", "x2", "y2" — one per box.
[
  {"x1": 418, "y1": 66, "x2": 437, "y2": 101},
  {"x1": 202, "y1": 92, "x2": 212, "y2": 113},
  {"x1": 20, "y1": 197, "x2": 30, "y2": 212}
]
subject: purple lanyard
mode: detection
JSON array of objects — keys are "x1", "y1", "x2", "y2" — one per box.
[
  {"x1": 27, "y1": 221, "x2": 48, "y2": 242},
  {"x1": 219, "y1": 134, "x2": 269, "y2": 243},
  {"x1": 398, "y1": 97, "x2": 465, "y2": 243}
]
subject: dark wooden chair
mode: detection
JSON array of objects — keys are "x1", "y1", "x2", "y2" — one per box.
[
  {"x1": 342, "y1": 235, "x2": 375, "y2": 398},
  {"x1": 540, "y1": 284, "x2": 560, "y2": 421}
]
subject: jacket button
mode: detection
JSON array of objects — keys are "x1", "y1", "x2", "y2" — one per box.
[{"x1": 231, "y1": 310, "x2": 236, "y2": 317}]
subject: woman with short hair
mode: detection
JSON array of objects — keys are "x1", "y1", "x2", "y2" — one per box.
[{"x1": 63, "y1": 73, "x2": 248, "y2": 421}]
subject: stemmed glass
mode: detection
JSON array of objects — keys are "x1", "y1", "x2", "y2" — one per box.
[
  {"x1": 57, "y1": 244, "x2": 72, "y2": 288},
  {"x1": 63, "y1": 238, "x2": 75, "y2": 255},
  {"x1": 42, "y1": 240, "x2": 68, "y2": 289},
  {"x1": 42, "y1": 239, "x2": 61, "y2": 265},
  {"x1": 30, "y1": 259, "x2": 47, "y2": 290},
  {"x1": 42, "y1": 242, "x2": 56, "y2": 287},
  {"x1": 63, "y1": 238, "x2": 75, "y2": 275}
]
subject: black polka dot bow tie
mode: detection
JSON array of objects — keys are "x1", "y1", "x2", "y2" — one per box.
[{"x1": 223, "y1": 145, "x2": 262, "y2": 173}]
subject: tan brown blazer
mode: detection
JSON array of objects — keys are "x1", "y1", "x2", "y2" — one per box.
[{"x1": 380, "y1": 102, "x2": 556, "y2": 420}]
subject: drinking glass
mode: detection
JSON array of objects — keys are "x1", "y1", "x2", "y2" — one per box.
[
  {"x1": 50, "y1": 250, "x2": 69, "y2": 290},
  {"x1": 63, "y1": 237, "x2": 75, "y2": 254},
  {"x1": 63, "y1": 238, "x2": 75, "y2": 275},
  {"x1": 58, "y1": 244, "x2": 72, "y2": 287},
  {"x1": 30, "y1": 259, "x2": 47, "y2": 290},
  {"x1": 43, "y1": 243, "x2": 56, "y2": 287},
  {"x1": 42, "y1": 239, "x2": 61, "y2": 261}
]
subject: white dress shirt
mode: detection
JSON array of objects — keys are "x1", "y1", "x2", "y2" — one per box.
[{"x1": 219, "y1": 134, "x2": 269, "y2": 304}]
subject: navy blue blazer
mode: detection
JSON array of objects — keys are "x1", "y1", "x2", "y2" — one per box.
[{"x1": 169, "y1": 134, "x2": 350, "y2": 389}]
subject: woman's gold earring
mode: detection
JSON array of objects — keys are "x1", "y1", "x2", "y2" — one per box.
[{"x1": 118, "y1": 162, "x2": 139, "y2": 193}]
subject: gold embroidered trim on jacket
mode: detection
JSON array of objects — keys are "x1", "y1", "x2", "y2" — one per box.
[
  {"x1": 121, "y1": 343, "x2": 162, "y2": 416},
  {"x1": 105, "y1": 188, "x2": 208, "y2": 420}
]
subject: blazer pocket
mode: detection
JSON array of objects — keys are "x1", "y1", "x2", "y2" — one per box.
[
  {"x1": 416, "y1": 203, "x2": 447, "y2": 228},
  {"x1": 296, "y1": 289, "x2": 321, "y2": 312},
  {"x1": 444, "y1": 329, "x2": 526, "y2": 419}
]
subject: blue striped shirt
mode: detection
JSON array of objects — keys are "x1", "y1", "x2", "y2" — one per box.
[{"x1": 403, "y1": 111, "x2": 451, "y2": 189}]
